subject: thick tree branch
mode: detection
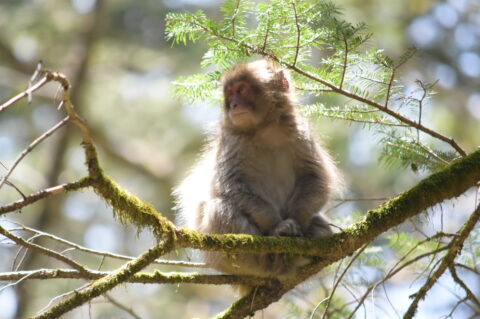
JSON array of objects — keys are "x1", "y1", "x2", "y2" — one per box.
[
  {"x1": 204, "y1": 149, "x2": 480, "y2": 318},
  {"x1": 174, "y1": 148, "x2": 480, "y2": 258},
  {"x1": 2, "y1": 65, "x2": 479, "y2": 319},
  {"x1": 30, "y1": 72, "x2": 479, "y2": 262}
]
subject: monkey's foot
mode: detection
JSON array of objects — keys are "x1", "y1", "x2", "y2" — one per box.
[{"x1": 271, "y1": 218, "x2": 303, "y2": 237}]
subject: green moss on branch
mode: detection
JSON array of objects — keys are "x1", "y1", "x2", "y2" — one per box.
[{"x1": 87, "y1": 147, "x2": 480, "y2": 260}]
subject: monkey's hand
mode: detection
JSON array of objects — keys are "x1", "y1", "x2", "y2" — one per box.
[{"x1": 270, "y1": 218, "x2": 303, "y2": 237}]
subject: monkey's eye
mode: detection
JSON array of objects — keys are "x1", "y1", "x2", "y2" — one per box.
[
  {"x1": 236, "y1": 82, "x2": 252, "y2": 96},
  {"x1": 236, "y1": 83, "x2": 247, "y2": 95},
  {"x1": 225, "y1": 81, "x2": 255, "y2": 104}
]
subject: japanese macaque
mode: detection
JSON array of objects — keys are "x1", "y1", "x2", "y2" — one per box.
[{"x1": 174, "y1": 59, "x2": 342, "y2": 279}]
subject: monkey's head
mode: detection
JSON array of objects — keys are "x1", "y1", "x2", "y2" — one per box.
[{"x1": 221, "y1": 60, "x2": 293, "y2": 131}]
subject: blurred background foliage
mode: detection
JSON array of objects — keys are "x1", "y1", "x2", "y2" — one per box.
[{"x1": 0, "y1": 0, "x2": 479, "y2": 318}]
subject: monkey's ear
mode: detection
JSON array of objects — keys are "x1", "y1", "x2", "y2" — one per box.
[{"x1": 275, "y1": 70, "x2": 290, "y2": 91}]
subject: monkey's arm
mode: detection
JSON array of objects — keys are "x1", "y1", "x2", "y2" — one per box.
[
  {"x1": 215, "y1": 173, "x2": 283, "y2": 235},
  {"x1": 284, "y1": 171, "x2": 330, "y2": 231},
  {"x1": 227, "y1": 190, "x2": 282, "y2": 235}
]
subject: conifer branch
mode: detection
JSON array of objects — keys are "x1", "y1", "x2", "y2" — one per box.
[{"x1": 165, "y1": 16, "x2": 467, "y2": 157}]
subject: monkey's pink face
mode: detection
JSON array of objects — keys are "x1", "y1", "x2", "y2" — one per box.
[{"x1": 224, "y1": 81, "x2": 260, "y2": 128}]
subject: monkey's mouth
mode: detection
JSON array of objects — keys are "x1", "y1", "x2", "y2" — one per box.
[
  {"x1": 232, "y1": 111, "x2": 250, "y2": 116},
  {"x1": 230, "y1": 105, "x2": 252, "y2": 116}
]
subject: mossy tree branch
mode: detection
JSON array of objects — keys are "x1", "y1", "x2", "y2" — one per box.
[
  {"x1": 217, "y1": 151, "x2": 480, "y2": 317},
  {"x1": 0, "y1": 269, "x2": 275, "y2": 287},
  {"x1": 31, "y1": 242, "x2": 175, "y2": 319},
  {"x1": 1, "y1": 67, "x2": 479, "y2": 318}
]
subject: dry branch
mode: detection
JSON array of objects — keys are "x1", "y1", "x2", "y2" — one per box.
[
  {"x1": 0, "y1": 225, "x2": 87, "y2": 273},
  {"x1": 0, "y1": 179, "x2": 93, "y2": 216}
]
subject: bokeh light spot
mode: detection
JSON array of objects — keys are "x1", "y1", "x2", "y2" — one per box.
[
  {"x1": 466, "y1": 93, "x2": 480, "y2": 119},
  {"x1": 458, "y1": 52, "x2": 480, "y2": 77},
  {"x1": 433, "y1": 3, "x2": 458, "y2": 28},
  {"x1": 408, "y1": 17, "x2": 439, "y2": 48}
]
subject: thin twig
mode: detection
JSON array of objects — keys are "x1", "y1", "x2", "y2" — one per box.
[
  {"x1": 35, "y1": 284, "x2": 90, "y2": 316},
  {"x1": 308, "y1": 296, "x2": 330, "y2": 319},
  {"x1": 318, "y1": 114, "x2": 408, "y2": 127},
  {"x1": 445, "y1": 297, "x2": 469, "y2": 318},
  {"x1": 31, "y1": 242, "x2": 171, "y2": 319},
  {"x1": 0, "y1": 225, "x2": 87, "y2": 273},
  {"x1": 3, "y1": 181, "x2": 27, "y2": 199},
  {"x1": 454, "y1": 263, "x2": 479, "y2": 275},
  {"x1": 415, "y1": 142, "x2": 451, "y2": 166},
  {"x1": 0, "y1": 271, "x2": 38, "y2": 293},
  {"x1": 10, "y1": 223, "x2": 209, "y2": 268},
  {"x1": 292, "y1": 1, "x2": 301, "y2": 67},
  {"x1": 261, "y1": 16, "x2": 270, "y2": 52},
  {"x1": 416, "y1": 80, "x2": 428, "y2": 143},
  {"x1": 325, "y1": 197, "x2": 390, "y2": 214},
  {"x1": 403, "y1": 204, "x2": 480, "y2": 319},
  {"x1": 340, "y1": 34, "x2": 349, "y2": 89},
  {"x1": 358, "y1": 75, "x2": 388, "y2": 86},
  {"x1": 105, "y1": 294, "x2": 142, "y2": 319},
  {"x1": 347, "y1": 237, "x2": 451, "y2": 319},
  {"x1": 0, "y1": 178, "x2": 92, "y2": 215},
  {"x1": 0, "y1": 116, "x2": 70, "y2": 190},
  {"x1": 12, "y1": 233, "x2": 43, "y2": 271},
  {"x1": 0, "y1": 160, "x2": 27, "y2": 198},
  {"x1": 330, "y1": 108, "x2": 381, "y2": 114},
  {"x1": 449, "y1": 265, "x2": 480, "y2": 307},
  {"x1": 230, "y1": 0, "x2": 241, "y2": 37},
  {"x1": 27, "y1": 61, "x2": 44, "y2": 103},
  {"x1": 320, "y1": 244, "x2": 368, "y2": 319},
  {"x1": 296, "y1": 87, "x2": 334, "y2": 94},
  {"x1": 0, "y1": 76, "x2": 48, "y2": 113},
  {"x1": 384, "y1": 69, "x2": 395, "y2": 108}
]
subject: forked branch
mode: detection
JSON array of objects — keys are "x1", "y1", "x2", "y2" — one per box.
[{"x1": 1, "y1": 63, "x2": 478, "y2": 319}]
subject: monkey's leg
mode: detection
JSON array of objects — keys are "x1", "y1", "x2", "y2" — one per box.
[
  {"x1": 201, "y1": 198, "x2": 293, "y2": 277},
  {"x1": 200, "y1": 198, "x2": 263, "y2": 235},
  {"x1": 285, "y1": 172, "x2": 330, "y2": 232},
  {"x1": 305, "y1": 213, "x2": 333, "y2": 237}
]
